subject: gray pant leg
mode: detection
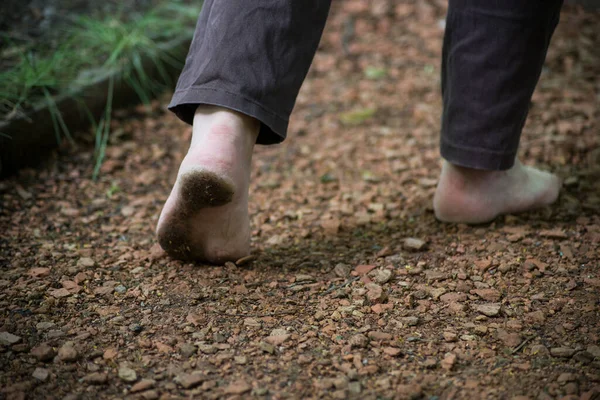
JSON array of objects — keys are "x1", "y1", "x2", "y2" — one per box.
[
  {"x1": 440, "y1": 0, "x2": 563, "y2": 170},
  {"x1": 168, "y1": 0, "x2": 331, "y2": 144}
]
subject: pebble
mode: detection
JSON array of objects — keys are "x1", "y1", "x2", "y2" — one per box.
[
  {"x1": 259, "y1": 342, "x2": 276, "y2": 354},
  {"x1": 368, "y1": 331, "x2": 392, "y2": 341},
  {"x1": 366, "y1": 283, "x2": 386, "y2": 303},
  {"x1": 401, "y1": 316, "x2": 419, "y2": 327},
  {"x1": 224, "y1": 381, "x2": 252, "y2": 395},
  {"x1": 349, "y1": 334, "x2": 369, "y2": 348},
  {"x1": 530, "y1": 344, "x2": 550, "y2": 357},
  {"x1": 129, "y1": 323, "x2": 143, "y2": 333},
  {"x1": 32, "y1": 367, "x2": 49, "y2": 381},
  {"x1": 348, "y1": 381, "x2": 361, "y2": 394},
  {"x1": 588, "y1": 345, "x2": 600, "y2": 358},
  {"x1": 114, "y1": 285, "x2": 127, "y2": 294},
  {"x1": 403, "y1": 238, "x2": 427, "y2": 251},
  {"x1": 557, "y1": 373, "x2": 578, "y2": 383},
  {"x1": 374, "y1": 269, "x2": 393, "y2": 284},
  {"x1": 0, "y1": 332, "x2": 22, "y2": 346},
  {"x1": 443, "y1": 332, "x2": 458, "y2": 342},
  {"x1": 58, "y1": 342, "x2": 79, "y2": 362},
  {"x1": 355, "y1": 265, "x2": 376, "y2": 275},
  {"x1": 383, "y1": 347, "x2": 401, "y2": 356},
  {"x1": 441, "y1": 353, "x2": 457, "y2": 370},
  {"x1": 334, "y1": 263, "x2": 350, "y2": 277},
  {"x1": 36, "y1": 322, "x2": 55, "y2": 331},
  {"x1": 176, "y1": 373, "x2": 206, "y2": 389},
  {"x1": 473, "y1": 303, "x2": 501, "y2": 317},
  {"x1": 77, "y1": 257, "x2": 95, "y2": 268},
  {"x1": 550, "y1": 347, "x2": 576, "y2": 358},
  {"x1": 83, "y1": 372, "x2": 108, "y2": 385},
  {"x1": 178, "y1": 343, "x2": 197, "y2": 358},
  {"x1": 131, "y1": 379, "x2": 155, "y2": 393},
  {"x1": 46, "y1": 329, "x2": 65, "y2": 339},
  {"x1": 31, "y1": 343, "x2": 56, "y2": 362},
  {"x1": 396, "y1": 384, "x2": 423, "y2": 399},
  {"x1": 118, "y1": 366, "x2": 137, "y2": 382}
]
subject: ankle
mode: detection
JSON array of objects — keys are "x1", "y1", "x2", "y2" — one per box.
[{"x1": 191, "y1": 105, "x2": 259, "y2": 149}]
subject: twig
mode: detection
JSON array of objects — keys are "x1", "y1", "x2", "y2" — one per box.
[
  {"x1": 321, "y1": 276, "x2": 360, "y2": 296},
  {"x1": 208, "y1": 310, "x2": 295, "y2": 318},
  {"x1": 512, "y1": 335, "x2": 537, "y2": 355}
]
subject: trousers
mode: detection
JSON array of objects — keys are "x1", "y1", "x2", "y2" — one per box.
[{"x1": 168, "y1": 0, "x2": 563, "y2": 170}]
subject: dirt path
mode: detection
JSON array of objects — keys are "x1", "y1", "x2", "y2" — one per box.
[{"x1": 1, "y1": 2, "x2": 599, "y2": 399}]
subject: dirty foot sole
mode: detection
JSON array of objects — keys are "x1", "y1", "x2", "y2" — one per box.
[{"x1": 157, "y1": 169, "x2": 235, "y2": 261}]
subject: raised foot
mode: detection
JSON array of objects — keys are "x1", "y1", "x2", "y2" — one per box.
[{"x1": 433, "y1": 160, "x2": 561, "y2": 224}]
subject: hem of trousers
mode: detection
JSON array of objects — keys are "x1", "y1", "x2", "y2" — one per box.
[
  {"x1": 440, "y1": 138, "x2": 516, "y2": 170},
  {"x1": 168, "y1": 86, "x2": 288, "y2": 145}
]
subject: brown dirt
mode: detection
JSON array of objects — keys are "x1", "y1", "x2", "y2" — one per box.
[{"x1": 1, "y1": 1, "x2": 599, "y2": 399}]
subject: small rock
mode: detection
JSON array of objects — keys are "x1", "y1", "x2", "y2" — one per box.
[
  {"x1": 402, "y1": 316, "x2": 419, "y2": 327},
  {"x1": 366, "y1": 283, "x2": 387, "y2": 303},
  {"x1": 118, "y1": 366, "x2": 137, "y2": 382},
  {"x1": 473, "y1": 303, "x2": 501, "y2": 317},
  {"x1": 348, "y1": 381, "x2": 361, "y2": 394},
  {"x1": 0, "y1": 332, "x2": 21, "y2": 345},
  {"x1": 530, "y1": 344, "x2": 550, "y2": 357},
  {"x1": 36, "y1": 322, "x2": 55, "y2": 331},
  {"x1": 29, "y1": 267, "x2": 50, "y2": 278},
  {"x1": 557, "y1": 373, "x2": 578, "y2": 383},
  {"x1": 259, "y1": 342, "x2": 276, "y2": 354},
  {"x1": 141, "y1": 390, "x2": 159, "y2": 400},
  {"x1": 224, "y1": 380, "x2": 252, "y2": 395},
  {"x1": 129, "y1": 323, "x2": 143, "y2": 334},
  {"x1": 349, "y1": 334, "x2": 369, "y2": 348},
  {"x1": 177, "y1": 373, "x2": 206, "y2": 389},
  {"x1": 58, "y1": 342, "x2": 78, "y2": 362},
  {"x1": 496, "y1": 329, "x2": 521, "y2": 347},
  {"x1": 471, "y1": 289, "x2": 501, "y2": 302},
  {"x1": 243, "y1": 318, "x2": 261, "y2": 327},
  {"x1": 373, "y1": 269, "x2": 393, "y2": 284},
  {"x1": 573, "y1": 351, "x2": 594, "y2": 364},
  {"x1": 396, "y1": 384, "x2": 423, "y2": 399},
  {"x1": 197, "y1": 344, "x2": 216, "y2": 354},
  {"x1": 31, "y1": 344, "x2": 56, "y2": 362},
  {"x1": 355, "y1": 265, "x2": 376, "y2": 275},
  {"x1": 550, "y1": 347, "x2": 576, "y2": 358},
  {"x1": 234, "y1": 355, "x2": 248, "y2": 365},
  {"x1": 83, "y1": 372, "x2": 108, "y2": 385},
  {"x1": 178, "y1": 343, "x2": 197, "y2": 358},
  {"x1": 440, "y1": 292, "x2": 467, "y2": 303},
  {"x1": 587, "y1": 345, "x2": 600, "y2": 358},
  {"x1": 383, "y1": 347, "x2": 401, "y2": 356},
  {"x1": 131, "y1": 379, "x2": 155, "y2": 393},
  {"x1": 295, "y1": 274, "x2": 314, "y2": 282},
  {"x1": 103, "y1": 348, "x2": 118, "y2": 360},
  {"x1": 114, "y1": 285, "x2": 127, "y2": 294},
  {"x1": 441, "y1": 353, "x2": 457, "y2": 370},
  {"x1": 265, "y1": 334, "x2": 290, "y2": 346},
  {"x1": 77, "y1": 257, "x2": 95, "y2": 268},
  {"x1": 443, "y1": 332, "x2": 458, "y2": 342},
  {"x1": 32, "y1": 368, "x2": 49, "y2": 381},
  {"x1": 368, "y1": 331, "x2": 392, "y2": 341},
  {"x1": 334, "y1": 263, "x2": 350, "y2": 278},
  {"x1": 403, "y1": 238, "x2": 427, "y2": 251}
]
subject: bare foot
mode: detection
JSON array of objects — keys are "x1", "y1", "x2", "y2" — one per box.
[
  {"x1": 433, "y1": 159, "x2": 561, "y2": 224},
  {"x1": 156, "y1": 105, "x2": 259, "y2": 263}
]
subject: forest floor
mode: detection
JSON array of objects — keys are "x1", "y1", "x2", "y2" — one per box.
[{"x1": 1, "y1": 1, "x2": 599, "y2": 399}]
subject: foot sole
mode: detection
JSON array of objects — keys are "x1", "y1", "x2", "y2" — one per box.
[{"x1": 157, "y1": 168, "x2": 235, "y2": 261}]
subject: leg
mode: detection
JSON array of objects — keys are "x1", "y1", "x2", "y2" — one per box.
[
  {"x1": 157, "y1": 1, "x2": 331, "y2": 262},
  {"x1": 434, "y1": 0, "x2": 563, "y2": 224}
]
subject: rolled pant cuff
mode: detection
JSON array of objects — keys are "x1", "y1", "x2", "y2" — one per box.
[
  {"x1": 168, "y1": 87, "x2": 288, "y2": 145},
  {"x1": 440, "y1": 139, "x2": 516, "y2": 170}
]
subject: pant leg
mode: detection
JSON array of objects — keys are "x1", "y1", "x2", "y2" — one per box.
[
  {"x1": 168, "y1": 0, "x2": 331, "y2": 145},
  {"x1": 440, "y1": 0, "x2": 563, "y2": 170}
]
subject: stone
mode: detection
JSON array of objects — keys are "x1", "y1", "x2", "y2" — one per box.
[
  {"x1": 0, "y1": 332, "x2": 22, "y2": 346},
  {"x1": 177, "y1": 373, "x2": 206, "y2": 389},
  {"x1": 471, "y1": 289, "x2": 501, "y2": 302},
  {"x1": 473, "y1": 303, "x2": 501, "y2": 317},
  {"x1": 131, "y1": 379, "x2": 155, "y2": 393},
  {"x1": 224, "y1": 380, "x2": 252, "y2": 395},
  {"x1": 441, "y1": 353, "x2": 457, "y2": 370},
  {"x1": 114, "y1": 285, "x2": 127, "y2": 294},
  {"x1": 550, "y1": 347, "x2": 576, "y2": 358},
  {"x1": 374, "y1": 269, "x2": 393, "y2": 284},
  {"x1": 366, "y1": 283, "x2": 387, "y2": 303},
  {"x1": 32, "y1": 368, "x2": 49, "y2": 381},
  {"x1": 402, "y1": 316, "x2": 419, "y2": 327},
  {"x1": 403, "y1": 238, "x2": 427, "y2": 251},
  {"x1": 443, "y1": 332, "x2": 458, "y2": 342},
  {"x1": 334, "y1": 263, "x2": 350, "y2": 278},
  {"x1": 141, "y1": 390, "x2": 159, "y2": 400},
  {"x1": 587, "y1": 345, "x2": 600, "y2": 358},
  {"x1": 396, "y1": 384, "x2": 423, "y2": 399},
  {"x1": 178, "y1": 343, "x2": 197, "y2": 358},
  {"x1": 530, "y1": 344, "x2": 550, "y2": 357},
  {"x1": 368, "y1": 331, "x2": 392, "y2": 341},
  {"x1": 349, "y1": 334, "x2": 369, "y2": 348},
  {"x1": 265, "y1": 334, "x2": 290, "y2": 346},
  {"x1": 118, "y1": 366, "x2": 137, "y2": 382},
  {"x1": 383, "y1": 347, "x2": 401, "y2": 356},
  {"x1": 83, "y1": 372, "x2": 108, "y2": 385},
  {"x1": 259, "y1": 342, "x2": 276, "y2": 354},
  {"x1": 496, "y1": 329, "x2": 521, "y2": 347},
  {"x1": 31, "y1": 343, "x2": 56, "y2": 362},
  {"x1": 355, "y1": 265, "x2": 376, "y2": 275},
  {"x1": 557, "y1": 373, "x2": 578, "y2": 383},
  {"x1": 58, "y1": 342, "x2": 78, "y2": 362},
  {"x1": 35, "y1": 322, "x2": 55, "y2": 331},
  {"x1": 440, "y1": 292, "x2": 467, "y2": 303},
  {"x1": 77, "y1": 257, "x2": 95, "y2": 268}
]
